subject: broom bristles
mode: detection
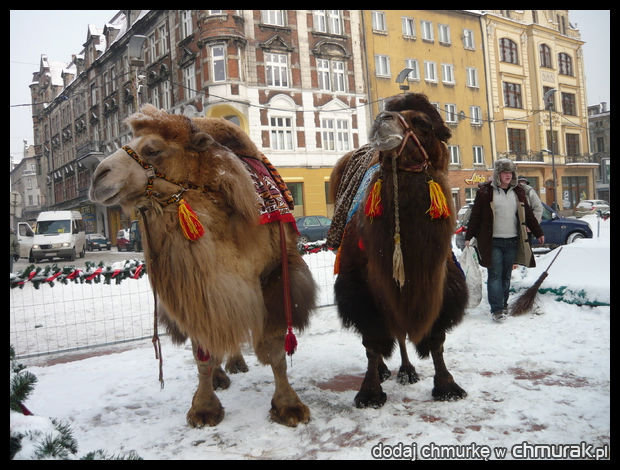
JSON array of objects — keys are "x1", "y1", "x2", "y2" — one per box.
[{"x1": 510, "y1": 272, "x2": 549, "y2": 316}]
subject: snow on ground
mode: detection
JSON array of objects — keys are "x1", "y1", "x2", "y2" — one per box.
[{"x1": 11, "y1": 215, "x2": 610, "y2": 460}]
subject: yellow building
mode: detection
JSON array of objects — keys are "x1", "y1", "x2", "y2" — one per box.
[
  {"x1": 361, "y1": 10, "x2": 494, "y2": 209},
  {"x1": 482, "y1": 10, "x2": 594, "y2": 211}
]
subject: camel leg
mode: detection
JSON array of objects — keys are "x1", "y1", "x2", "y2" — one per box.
[
  {"x1": 186, "y1": 340, "x2": 225, "y2": 427},
  {"x1": 377, "y1": 356, "x2": 391, "y2": 382},
  {"x1": 355, "y1": 347, "x2": 387, "y2": 408},
  {"x1": 396, "y1": 335, "x2": 420, "y2": 385},
  {"x1": 255, "y1": 333, "x2": 310, "y2": 427},
  {"x1": 225, "y1": 349, "x2": 249, "y2": 374},
  {"x1": 428, "y1": 331, "x2": 467, "y2": 401}
]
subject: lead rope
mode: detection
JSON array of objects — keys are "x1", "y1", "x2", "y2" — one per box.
[
  {"x1": 391, "y1": 155, "x2": 405, "y2": 289},
  {"x1": 139, "y1": 207, "x2": 164, "y2": 389}
]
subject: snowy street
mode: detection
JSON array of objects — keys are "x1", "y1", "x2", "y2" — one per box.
[{"x1": 11, "y1": 214, "x2": 610, "y2": 460}]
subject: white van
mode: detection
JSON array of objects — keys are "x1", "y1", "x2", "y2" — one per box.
[
  {"x1": 31, "y1": 211, "x2": 86, "y2": 262},
  {"x1": 16, "y1": 221, "x2": 35, "y2": 261}
]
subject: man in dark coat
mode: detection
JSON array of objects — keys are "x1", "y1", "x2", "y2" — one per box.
[{"x1": 465, "y1": 159, "x2": 544, "y2": 321}]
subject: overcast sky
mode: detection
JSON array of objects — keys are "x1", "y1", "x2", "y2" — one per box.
[{"x1": 9, "y1": 10, "x2": 610, "y2": 163}]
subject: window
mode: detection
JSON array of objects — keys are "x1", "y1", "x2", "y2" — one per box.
[
  {"x1": 183, "y1": 64, "x2": 196, "y2": 99},
  {"x1": 424, "y1": 61, "x2": 437, "y2": 83},
  {"x1": 561, "y1": 92, "x2": 577, "y2": 116},
  {"x1": 499, "y1": 38, "x2": 518, "y2": 64},
  {"x1": 181, "y1": 10, "x2": 193, "y2": 39},
  {"x1": 265, "y1": 53, "x2": 289, "y2": 87},
  {"x1": 161, "y1": 80, "x2": 170, "y2": 110},
  {"x1": 262, "y1": 10, "x2": 286, "y2": 26},
  {"x1": 448, "y1": 145, "x2": 460, "y2": 164},
  {"x1": 546, "y1": 130, "x2": 559, "y2": 154},
  {"x1": 317, "y1": 59, "x2": 346, "y2": 92},
  {"x1": 473, "y1": 146, "x2": 484, "y2": 165},
  {"x1": 539, "y1": 44, "x2": 552, "y2": 68},
  {"x1": 372, "y1": 11, "x2": 387, "y2": 32},
  {"x1": 466, "y1": 67, "x2": 478, "y2": 88},
  {"x1": 543, "y1": 86, "x2": 556, "y2": 111},
  {"x1": 445, "y1": 104, "x2": 457, "y2": 123},
  {"x1": 90, "y1": 83, "x2": 97, "y2": 105},
  {"x1": 463, "y1": 29, "x2": 475, "y2": 49},
  {"x1": 211, "y1": 45, "x2": 226, "y2": 82},
  {"x1": 405, "y1": 59, "x2": 419, "y2": 80},
  {"x1": 558, "y1": 53, "x2": 573, "y2": 76},
  {"x1": 441, "y1": 63, "x2": 455, "y2": 85},
  {"x1": 421, "y1": 20, "x2": 433, "y2": 41},
  {"x1": 470, "y1": 106, "x2": 482, "y2": 126},
  {"x1": 566, "y1": 134, "x2": 580, "y2": 156},
  {"x1": 288, "y1": 182, "x2": 304, "y2": 217},
  {"x1": 313, "y1": 10, "x2": 342, "y2": 34},
  {"x1": 159, "y1": 25, "x2": 168, "y2": 55},
  {"x1": 375, "y1": 55, "x2": 390, "y2": 77},
  {"x1": 149, "y1": 32, "x2": 157, "y2": 61},
  {"x1": 438, "y1": 24, "x2": 450, "y2": 44},
  {"x1": 270, "y1": 116, "x2": 293, "y2": 150},
  {"x1": 508, "y1": 128, "x2": 527, "y2": 155},
  {"x1": 321, "y1": 118, "x2": 351, "y2": 151},
  {"x1": 503, "y1": 82, "x2": 522, "y2": 109},
  {"x1": 152, "y1": 86, "x2": 160, "y2": 109},
  {"x1": 402, "y1": 17, "x2": 415, "y2": 37}
]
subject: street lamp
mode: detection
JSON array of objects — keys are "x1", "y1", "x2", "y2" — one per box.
[
  {"x1": 543, "y1": 88, "x2": 558, "y2": 210},
  {"x1": 396, "y1": 68, "x2": 414, "y2": 92}
]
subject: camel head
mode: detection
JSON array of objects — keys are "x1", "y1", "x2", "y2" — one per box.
[
  {"x1": 369, "y1": 93, "x2": 451, "y2": 173},
  {"x1": 89, "y1": 104, "x2": 233, "y2": 215}
]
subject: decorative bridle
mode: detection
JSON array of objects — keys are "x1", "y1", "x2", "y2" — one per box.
[{"x1": 364, "y1": 111, "x2": 450, "y2": 289}]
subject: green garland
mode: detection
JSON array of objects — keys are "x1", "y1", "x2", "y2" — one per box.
[{"x1": 10, "y1": 260, "x2": 147, "y2": 290}]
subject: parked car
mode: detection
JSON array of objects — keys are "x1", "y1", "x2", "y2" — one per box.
[
  {"x1": 295, "y1": 216, "x2": 332, "y2": 244},
  {"x1": 574, "y1": 199, "x2": 610, "y2": 218},
  {"x1": 116, "y1": 229, "x2": 132, "y2": 251},
  {"x1": 454, "y1": 202, "x2": 592, "y2": 250},
  {"x1": 86, "y1": 233, "x2": 112, "y2": 251}
]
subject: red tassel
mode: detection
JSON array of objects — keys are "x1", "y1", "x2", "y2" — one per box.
[
  {"x1": 196, "y1": 346, "x2": 210, "y2": 362},
  {"x1": 178, "y1": 199, "x2": 205, "y2": 240},
  {"x1": 285, "y1": 327, "x2": 297, "y2": 356},
  {"x1": 364, "y1": 179, "x2": 383, "y2": 219}
]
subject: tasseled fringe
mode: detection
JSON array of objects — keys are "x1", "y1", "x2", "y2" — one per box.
[
  {"x1": 333, "y1": 245, "x2": 342, "y2": 274},
  {"x1": 427, "y1": 179, "x2": 451, "y2": 219},
  {"x1": 364, "y1": 178, "x2": 383, "y2": 219},
  {"x1": 178, "y1": 199, "x2": 205, "y2": 240},
  {"x1": 285, "y1": 327, "x2": 298, "y2": 356},
  {"x1": 392, "y1": 233, "x2": 405, "y2": 288}
]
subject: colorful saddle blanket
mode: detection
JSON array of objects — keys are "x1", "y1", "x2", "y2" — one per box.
[{"x1": 240, "y1": 154, "x2": 297, "y2": 229}]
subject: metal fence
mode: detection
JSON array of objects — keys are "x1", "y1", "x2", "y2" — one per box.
[{"x1": 10, "y1": 251, "x2": 336, "y2": 359}]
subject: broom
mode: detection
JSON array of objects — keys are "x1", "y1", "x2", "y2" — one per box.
[{"x1": 510, "y1": 247, "x2": 563, "y2": 316}]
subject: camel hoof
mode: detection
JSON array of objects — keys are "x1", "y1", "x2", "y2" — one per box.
[
  {"x1": 377, "y1": 362, "x2": 391, "y2": 383},
  {"x1": 269, "y1": 400, "x2": 311, "y2": 427},
  {"x1": 186, "y1": 405, "x2": 225, "y2": 428},
  {"x1": 212, "y1": 367, "x2": 231, "y2": 390},
  {"x1": 432, "y1": 382, "x2": 467, "y2": 401},
  {"x1": 354, "y1": 389, "x2": 387, "y2": 409},
  {"x1": 397, "y1": 366, "x2": 420, "y2": 385},
  {"x1": 225, "y1": 356, "x2": 249, "y2": 374}
]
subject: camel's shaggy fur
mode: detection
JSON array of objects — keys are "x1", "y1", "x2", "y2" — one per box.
[
  {"x1": 90, "y1": 105, "x2": 316, "y2": 427},
  {"x1": 330, "y1": 93, "x2": 468, "y2": 408}
]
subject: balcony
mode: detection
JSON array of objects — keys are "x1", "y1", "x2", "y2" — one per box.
[{"x1": 76, "y1": 141, "x2": 105, "y2": 171}]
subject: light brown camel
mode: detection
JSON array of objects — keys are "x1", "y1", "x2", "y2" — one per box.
[{"x1": 89, "y1": 104, "x2": 316, "y2": 427}]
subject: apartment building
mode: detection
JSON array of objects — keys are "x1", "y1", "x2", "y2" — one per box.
[{"x1": 482, "y1": 10, "x2": 595, "y2": 211}]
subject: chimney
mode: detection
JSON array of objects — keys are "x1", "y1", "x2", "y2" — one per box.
[{"x1": 601, "y1": 102, "x2": 607, "y2": 113}]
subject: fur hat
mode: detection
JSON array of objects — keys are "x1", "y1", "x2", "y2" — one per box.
[{"x1": 493, "y1": 158, "x2": 517, "y2": 188}]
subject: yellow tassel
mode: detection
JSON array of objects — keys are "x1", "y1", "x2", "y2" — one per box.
[
  {"x1": 426, "y1": 179, "x2": 451, "y2": 219},
  {"x1": 364, "y1": 178, "x2": 383, "y2": 219},
  {"x1": 333, "y1": 245, "x2": 342, "y2": 275},
  {"x1": 392, "y1": 233, "x2": 405, "y2": 288},
  {"x1": 178, "y1": 199, "x2": 205, "y2": 240}
]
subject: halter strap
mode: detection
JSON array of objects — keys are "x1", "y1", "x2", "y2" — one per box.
[{"x1": 395, "y1": 114, "x2": 430, "y2": 171}]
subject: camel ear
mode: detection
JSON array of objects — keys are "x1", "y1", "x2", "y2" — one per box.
[{"x1": 189, "y1": 132, "x2": 215, "y2": 152}]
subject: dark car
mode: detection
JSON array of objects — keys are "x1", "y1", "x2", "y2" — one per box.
[
  {"x1": 85, "y1": 233, "x2": 111, "y2": 251},
  {"x1": 295, "y1": 216, "x2": 332, "y2": 244},
  {"x1": 454, "y1": 202, "x2": 592, "y2": 250}
]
